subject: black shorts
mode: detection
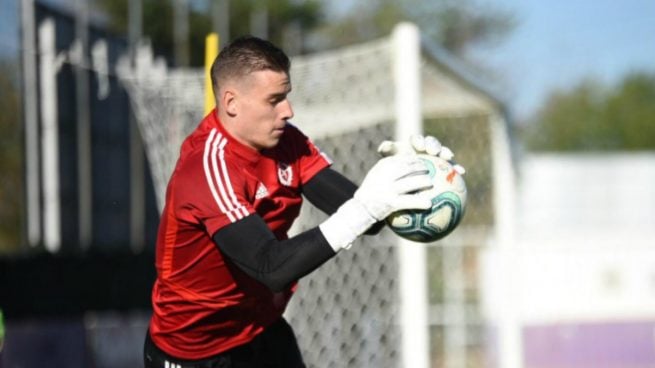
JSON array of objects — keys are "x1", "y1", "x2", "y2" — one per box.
[{"x1": 143, "y1": 318, "x2": 306, "y2": 368}]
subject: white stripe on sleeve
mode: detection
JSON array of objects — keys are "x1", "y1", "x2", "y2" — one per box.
[
  {"x1": 205, "y1": 131, "x2": 250, "y2": 222},
  {"x1": 210, "y1": 134, "x2": 245, "y2": 221},
  {"x1": 217, "y1": 140, "x2": 250, "y2": 218},
  {"x1": 203, "y1": 129, "x2": 236, "y2": 222}
]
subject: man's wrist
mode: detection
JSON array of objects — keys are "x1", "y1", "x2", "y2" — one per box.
[{"x1": 319, "y1": 198, "x2": 377, "y2": 252}]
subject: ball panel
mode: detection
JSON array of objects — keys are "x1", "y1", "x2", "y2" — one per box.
[
  {"x1": 385, "y1": 155, "x2": 467, "y2": 243},
  {"x1": 388, "y1": 213, "x2": 413, "y2": 228}
]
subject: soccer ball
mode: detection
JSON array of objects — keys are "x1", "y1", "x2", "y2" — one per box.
[{"x1": 386, "y1": 155, "x2": 467, "y2": 243}]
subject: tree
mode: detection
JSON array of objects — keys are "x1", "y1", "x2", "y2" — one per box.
[
  {"x1": 523, "y1": 72, "x2": 655, "y2": 151},
  {"x1": 605, "y1": 73, "x2": 655, "y2": 150},
  {"x1": 310, "y1": 0, "x2": 515, "y2": 58},
  {"x1": 96, "y1": 0, "x2": 514, "y2": 63},
  {"x1": 96, "y1": 0, "x2": 324, "y2": 66}
]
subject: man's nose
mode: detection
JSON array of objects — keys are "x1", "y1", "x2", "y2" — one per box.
[{"x1": 280, "y1": 99, "x2": 294, "y2": 120}]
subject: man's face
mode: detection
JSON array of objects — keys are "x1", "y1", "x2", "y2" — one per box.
[{"x1": 229, "y1": 69, "x2": 294, "y2": 151}]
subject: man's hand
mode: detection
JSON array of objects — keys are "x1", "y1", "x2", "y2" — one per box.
[
  {"x1": 319, "y1": 154, "x2": 434, "y2": 251},
  {"x1": 354, "y1": 155, "x2": 433, "y2": 221},
  {"x1": 377, "y1": 135, "x2": 466, "y2": 175}
]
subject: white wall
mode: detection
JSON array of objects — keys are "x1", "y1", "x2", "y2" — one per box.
[
  {"x1": 481, "y1": 153, "x2": 655, "y2": 367},
  {"x1": 516, "y1": 153, "x2": 655, "y2": 248}
]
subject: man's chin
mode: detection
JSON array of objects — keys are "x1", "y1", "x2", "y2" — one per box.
[
  {"x1": 269, "y1": 134, "x2": 283, "y2": 145},
  {"x1": 260, "y1": 138, "x2": 281, "y2": 150}
]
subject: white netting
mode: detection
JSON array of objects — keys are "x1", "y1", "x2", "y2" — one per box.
[
  {"x1": 117, "y1": 46, "x2": 205, "y2": 209},
  {"x1": 288, "y1": 39, "x2": 394, "y2": 138},
  {"x1": 285, "y1": 123, "x2": 403, "y2": 367},
  {"x1": 118, "y1": 30, "x2": 504, "y2": 368}
]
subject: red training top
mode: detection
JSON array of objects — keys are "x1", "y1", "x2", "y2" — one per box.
[{"x1": 149, "y1": 110, "x2": 331, "y2": 359}]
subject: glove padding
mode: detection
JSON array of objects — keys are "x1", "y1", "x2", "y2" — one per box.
[
  {"x1": 377, "y1": 135, "x2": 466, "y2": 175},
  {"x1": 354, "y1": 155, "x2": 434, "y2": 221},
  {"x1": 319, "y1": 155, "x2": 434, "y2": 252}
]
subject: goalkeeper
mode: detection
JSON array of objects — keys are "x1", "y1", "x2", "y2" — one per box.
[{"x1": 144, "y1": 36, "x2": 458, "y2": 368}]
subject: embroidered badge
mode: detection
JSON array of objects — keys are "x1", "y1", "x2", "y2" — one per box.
[{"x1": 277, "y1": 162, "x2": 293, "y2": 186}]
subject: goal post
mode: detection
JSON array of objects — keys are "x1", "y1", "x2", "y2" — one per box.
[{"x1": 392, "y1": 23, "x2": 429, "y2": 368}]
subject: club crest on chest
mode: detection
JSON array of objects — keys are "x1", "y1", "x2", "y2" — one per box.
[{"x1": 277, "y1": 162, "x2": 293, "y2": 186}]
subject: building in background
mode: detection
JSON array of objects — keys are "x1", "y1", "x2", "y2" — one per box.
[{"x1": 482, "y1": 153, "x2": 655, "y2": 368}]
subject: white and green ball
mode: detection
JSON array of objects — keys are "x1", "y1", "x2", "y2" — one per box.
[{"x1": 386, "y1": 155, "x2": 467, "y2": 243}]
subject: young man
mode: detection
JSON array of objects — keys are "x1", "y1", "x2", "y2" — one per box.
[{"x1": 144, "y1": 36, "x2": 451, "y2": 368}]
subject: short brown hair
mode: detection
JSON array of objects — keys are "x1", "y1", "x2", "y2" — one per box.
[{"x1": 210, "y1": 36, "x2": 290, "y2": 96}]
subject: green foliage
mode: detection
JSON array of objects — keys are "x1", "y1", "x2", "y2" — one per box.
[
  {"x1": 0, "y1": 61, "x2": 23, "y2": 252},
  {"x1": 98, "y1": 0, "x2": 194, "y2": 64},
  {"x1": 96, "y1": 0, "x2": 324, "y2": 66},
  {"x1": 406, "y1": 0, "x2": 516, "y2": 55},
  {"x1": 250, "y1": 0, "x2": 324, "y2": 37},
  {"x1": 605, "y1": 73, "x2": 655, "y2": 149},
  {"x1": 0, "y1": 309, "x2": 4, "y2": 344},
  {"x1": 524, "y1": 72, "x2": 655, "y2": 151},
  {"x1": 314, "y1": 0, "x2": 515, "y2": 58},
  {"x1": 96, "y1": 0, "x2": 512, "y2": 63}
]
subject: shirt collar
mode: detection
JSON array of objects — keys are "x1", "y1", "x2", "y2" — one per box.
[{"x1": 205, "y1": 109, "x2": 262, "y2": 164}]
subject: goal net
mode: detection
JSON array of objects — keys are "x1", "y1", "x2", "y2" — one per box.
[{"x1": 118, "y1": 23, "x2": 508, "y2": 368}]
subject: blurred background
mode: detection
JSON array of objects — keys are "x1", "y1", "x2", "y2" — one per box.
[{"x1": 0, "y1": 0, "x2": 654, "y2": 367}]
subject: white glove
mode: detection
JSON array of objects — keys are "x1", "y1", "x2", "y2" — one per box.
[
  {"x1": 354, "y1": 155, "x2": 434, "y2": 220},
  {"x1": 378, "y1": 135, "x2": 466, "y2": 175},
  {"x1": 319, "y1": 155, "x2": 434, "y2": 251}
]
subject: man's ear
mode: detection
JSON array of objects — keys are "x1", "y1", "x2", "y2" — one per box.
[{"x1": 222, "y1": 89, "x2": 238, "y2": 117}]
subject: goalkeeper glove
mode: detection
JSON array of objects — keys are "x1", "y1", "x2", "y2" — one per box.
[
  {"x1": 377, "y1": 135, "x2": 466, "y2": 175},
  {"x1": 319, "y1": 155, "x2": 433, "y2": 251}
]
